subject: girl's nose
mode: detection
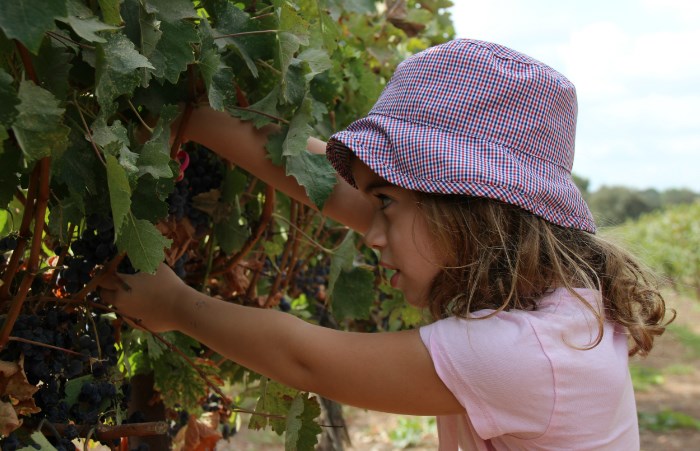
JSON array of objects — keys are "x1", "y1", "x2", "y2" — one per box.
[{"x1": 363, "y1": 213, "x2": 387, "y2": 250}]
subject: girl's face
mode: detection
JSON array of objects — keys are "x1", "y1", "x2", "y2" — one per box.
[{"x1": 351, "y1": 158, "x2": 444, "y2": 308}]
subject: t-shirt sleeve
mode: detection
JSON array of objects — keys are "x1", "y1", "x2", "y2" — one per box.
[{"x1": 420, "y1": 314, "x2": 555, "y2": 440}]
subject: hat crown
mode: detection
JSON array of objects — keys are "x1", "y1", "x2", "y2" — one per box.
[{"x1": 369, "y1": 39, "x2": 578, "y2": 171}]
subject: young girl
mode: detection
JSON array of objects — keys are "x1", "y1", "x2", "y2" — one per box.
[{"x1": 100, "y1": 39, "x2": 672, "y2": 449}]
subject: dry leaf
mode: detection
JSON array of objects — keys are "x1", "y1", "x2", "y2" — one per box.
[
  {"x1": 0, "y1": 400, "x2": 20, "y2": 436},
  {"x1": 0, "y1": 359, "x2": 41, "y2": 435},
  {"x1": 174, "y1": 413, "x2": 222, "y2": 451}
]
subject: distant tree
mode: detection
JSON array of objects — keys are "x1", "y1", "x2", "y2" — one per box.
[
  {"x1": 661, "y1": 188, "x2": 700, "y2": 206},
  {"x1": 588, "y1": 186, "x2": 655, "y2": 226},
  {"x1": 639, "y1": 188, "x2": 662, "y2": 211},
  {"x1": 572, "y1": 173, "x2": 590, "y2": 199}
]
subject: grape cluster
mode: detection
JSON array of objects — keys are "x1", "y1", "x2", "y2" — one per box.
[
  {"x1": 57, "y1": 215, "x2": 135, "y2": 294},
  {"x1": 292, "y1": 260, "x2": 330, "y2": 301},
  {"x1": 167, "y1": 143, "x2": 224, "y2": 229},
  {"x1": 0, "y1": 307, "x2": 123, "y2": 447}
]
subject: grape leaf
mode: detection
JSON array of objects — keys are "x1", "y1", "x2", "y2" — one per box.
[
  {"x1": 327, "y1": 231, "x2": 356, "y2": 296},
  {"x1": 232, "y1": 87, "x2": 281, "y2": 128},
  {"x1": 284, "y1": 152, "x2": 335, "y2": 210},
  {"x1": 51, "y1": 138, "x2": 100, "y2": 197},
  {"x1": 32, "y1": 42, "x2": 73, "y2": 100},
  {"x1": 106, "y1": 154, "x2": 132, "y2": 237},
  {"x1": 277, "y1": 4, "x2": 310, "y2": 103},
  {"x1": 11, "y1": 81, "x2": 70, "y2": 164},
  {"x1": 131, "y1": 174, "x2": 172, "y2": 222},
  {"x1": 147, "y1": 20, "x2": 199, "y2": 84},
  {"x1": 95, "y1": 33, "x2": 155, "y2": 115},
  {"x1": 282, "y1": 97, "x2": 314, "y2": 157},
  {"x1": 214, "y1": 169, "x2": 250, "y2": 254},
  {"x1": 331, "y1": 266, "x2": 375, "y2": 320},
  {"x1": 116, "y1": 215, "x2": 172, "y2": 274},
  {"x1": 25, "y1": 431, "x2": 58, "y2": 451},
  {"x1": 97, "y1": 0, "x2": 124, "y2": 26},
  {"x1": 206, "y1": 0, "x2": 259, "y2": 77},
  {"x1": 249, "y1": 378, "x2": 298, "y2": 433},
  {"x1": 0, "y1": 141, "x2": 21, "y2": 208},
  {"x1": 91, "y1": 118, "x2": 139, "y2": 176},
  {"x1": 47, "y1": 190, "x2": 84, "y2": 242},
  {"x1": 59, "y1": 0, "x2": 120, "y2": 44},
  {"x1": 145, "y1": 0, "x2": 199, "y2": 21},
  {"x1": 0, "y1": 69, "x2": 19, "y2": 126},
  {"x1": 285, "y1": 394, "x2": 321, "y2": 451},
  {"x1": 199, "y1": 47, "x2": 236, "y2": 111},
  {"x1": 137, "y1": 105, "x2": 178, "y2": 179},
  {"x1": 0, "y1": 0, "x2": 67, "y2": 54}
]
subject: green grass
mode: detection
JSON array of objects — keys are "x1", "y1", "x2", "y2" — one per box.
[
  {"x1": 388, "y1": 416, "x2": 437, "y2": 449},
  {"x1": 629, "y1": 365, "x2": 665, "y2": 392},
  {"x1": 638, "y1": 410, "x2": 700, "y2": 432},
  {"x1": 669, "y1": 323, "x2": 700, "y2": 358}
]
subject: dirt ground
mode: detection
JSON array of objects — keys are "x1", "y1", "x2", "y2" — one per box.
[{"x1": 223, "y1": 292, "x2": 700, "y2": 450}]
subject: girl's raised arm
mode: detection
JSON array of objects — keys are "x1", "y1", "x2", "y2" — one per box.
[{"x1": 184, "y1": 105, "x2": 373, "y2": 233}]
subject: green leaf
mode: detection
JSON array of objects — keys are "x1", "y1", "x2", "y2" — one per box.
[
  {"x1": 0, "y1": 0, "x2": 67, "y2": 54},
  {"x1": 97, "y1": 0, "x2": 124, "y2": 26},
  {"x1": 284, "y1": 153, "x2": 335, "y2": 210},
  {"x1": 95, "y1": 33, "x2": 155, "y2": 114},
  {"x1": 145, "y1": 0, "x2": 199, "y2": 22},
  {"x1": 47, "y1": 190, "x2": 84, "y2": 242},
  {"x1": 148, "y1": 20, "x2": 199, "y2": 84},
  {"x1": 206, "y1": 0, "x2": 259, "y2": 77},
  {"x1": 199, "y1": 47, "x2": 236, "y2": 111},
  {"x1": 32, "y1": 42, "x2": 73, "y2": 100},
  {"x1": 214, "y1": 169, "x2": 250, "y2": 254},
  {"x1": 64, "y1": 375, "x2": 93, "y2": 407},
  {"x1": 232, "y1": 87, "x2": 280, "y2": 128},
  {"x1": 106, "y1": 154, "x2": 132, "y2": 237},
  {"x1": 0, "y1": 141, "x2": 21, "y2": 207},
  {"x1": 0, "y1": 68, "x2": 19, "y2": 126},
  {"x1": 331, "y1": 267, "x2": 375, "y2": 320},
  {"x1": 131, "y1": 174, "x2": 172, "y2": 222},
  {"x1": 12, "y1": 81, "x2": 70, "y2": 163},
  {"x1": 21, "y1": 431, "x2": 58, "y2": 451},
  {"x1": 285, "y1": 394, "x2": 322, "y2": 451},
  {"x1": 60, "y1": 0, "x2": 120, "y2": 43},
  {"x1": 116, "y1": 215, "x2": 171, "y2": 274},
  {"x1": 137, "y1": 105, "x2": 178, "y2": 179},
  {"x1": 298, "y1": 47, "x2": 332, "y2": 81},
  {"x1": 328, "y1": 231, "x2": 356, "y2": 296},
  {"x1": 52, "y1": 137, "x2": 100, "y2": 196},
  {"x1": 249, "y1": 378, "x2": 299, "y2": 433},
  {"x1": 265, "y1": 128, "x2": 286, "y2": 166},
  {"x1": 282, "y1": 97, "x2": 313, "y2": 157}
]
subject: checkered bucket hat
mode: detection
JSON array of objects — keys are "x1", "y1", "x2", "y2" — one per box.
[{"x1": 326, "y1": 39, "x2": 596, "y2": 233}]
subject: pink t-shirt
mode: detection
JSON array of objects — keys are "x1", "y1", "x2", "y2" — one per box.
[{"x1": 419, "y1": 288, "x2": 638, "y2": 450}]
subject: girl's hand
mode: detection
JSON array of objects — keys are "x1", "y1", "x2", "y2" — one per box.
[{"x1": 99, "y1": 263, "x2": 190, "y2": 333}]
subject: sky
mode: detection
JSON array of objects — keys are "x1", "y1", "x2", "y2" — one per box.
[{"x1": 449, "y1": 0, "x2": 700, "y2": 191}]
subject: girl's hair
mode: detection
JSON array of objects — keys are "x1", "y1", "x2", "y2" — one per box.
[{"x1": 417, "y1": 193, "x2": 674, "y2": 357}]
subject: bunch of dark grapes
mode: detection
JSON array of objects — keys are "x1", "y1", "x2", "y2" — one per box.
[
  {"x1": 0, "y1": 306, "x2": 123, "y2": 449},
  {"x1": 167, "y1": 143, "x2": 224, "y2": 229},
  {"x1": 56, "y1": 214, "x2": 135, "y2": 294},
  {"x1": 292, "y1": 260, "x2": 330, "y2": 301}
]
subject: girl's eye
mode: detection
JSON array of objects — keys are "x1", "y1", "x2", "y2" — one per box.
[{"x1": 376, "y1": 194, "x2": 393, "y2": 210}]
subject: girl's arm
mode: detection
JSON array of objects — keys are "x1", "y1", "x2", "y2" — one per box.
[
  {"x1": 184, "y1": 105, "x2": 374, "y2": 233},
  {"x1": 100, "y1": 264, "x2": 464, "y2": 416}
]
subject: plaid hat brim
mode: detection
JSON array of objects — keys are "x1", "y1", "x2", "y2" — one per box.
[{"x1": 327, "y1": 113, "x2": 596, "y2": 233}]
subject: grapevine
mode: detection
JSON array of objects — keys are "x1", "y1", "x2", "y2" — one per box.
[{"x1": 0, "y1": 1, "x2": 454, "y2": 450}]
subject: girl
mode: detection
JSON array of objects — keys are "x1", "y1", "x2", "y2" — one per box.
[{"x1": 100, "y1": 39, "x2": 672, "y2": 449}]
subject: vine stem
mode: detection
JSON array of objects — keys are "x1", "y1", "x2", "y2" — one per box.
[
  {"x1": 228, "y1": 105, "x2": 290, "y2": 125},
  {"x1": 8, "y1": 336, "x2": 84, "y2": 357},
  {"x1": 0, "y1": 157, "x2": 51, "y2": 350},
  {"x1": 214, "y1": 29, "x2": 278, "y2": 39},
  {"x1": 211, "y1": 184, "x2": 275, "y2": 276},
  {"x1": 72, "y1": 91, "x2": 106, "y2": 166},
  {"x1": 0, "y1": 169, "x2": 38, "y2": 301}
]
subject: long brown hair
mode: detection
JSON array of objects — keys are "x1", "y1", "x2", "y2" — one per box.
[{"x1": 417, "y1": 193, "x2": 674, "y2": 357}]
